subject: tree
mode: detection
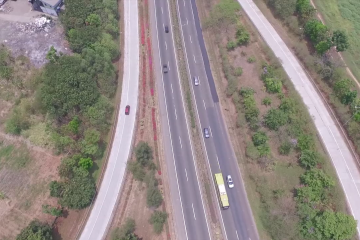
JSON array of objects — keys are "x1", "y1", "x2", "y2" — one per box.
[
  {"x1": 146, "y1": 185, "x2": 163, "y2": 208},
  {"x1": 81, "y1": 128, "x2": 101, "y2": 156},
  {"x1": 67, "y1": 116, "x2": 81, "y2": 134},
  {"x1": 304, "y1": 19, "x2": 329, "y2": 44},
  {"x1": 332, "y1": 30, "x2": 349, "y2": 52},
  {"x1": 41, "y1": 55, "x2": 100, "y2": 118},
  {"x1": 315, "y1": 40, "x2": 331, "y2": 55},
  {"x1": 127, "y1": 161, "x2": 145, "y2": 181},
  {"x1": 46, "y1": 46, "x2": 60, "y2": 63},
  {"x1": 296, "y1": 0, "x2": 316, "y2": 21},
  {"x1": 49, "y1": 181, "x2": 63, "y2": 198},
  {"x1": 16, "y1": 220, "x2": 52, "y2": 240},
  {"x1": 306, "y1": 211, "x2": 357, "y2": 240},
  {"x1": 135, "y1": 141, "x2": 153, "y2": 166},
  {"x1": 263, "y1": 77, "x2": 282, "y2": 93},
  {"x1": 268, "y1": 0, "x2": 296, "y2": 19},
  {"x1": 84, "y1": 96, "x2": 114, "y2": 132},
  {"x1": 67, "y1": 26, "x2": 101, "y2": 53},
  {"x1": 149, "y1": 211, "x2": 168, "y2": 234},
  {"x1": 297, "y1": 134, "x2": 314, "y2": 151},
  {"x1": 78, "y1": 157, "x2": 93, "y2": 170},
  {"x1": 333, "y1": 79, "x2": 357, "y2": 105},
  {"x1": 235, "y1": 26, "x2": 250, "y2": 46},
  {"x1": 300, "y1": 169, "x2": 334, "y2": 189},
  {"x1": 42, "y1": 204, "x2": 62, "y2": 217},
  {"x1": 5, "y1": 108, "x2": 30, "y2": 135},
  {"x1": 252, "y1": 131, "x2": 268, "y2": 146},
  {"x1": 264, "y1": 108, "x2": 288, "y2": 130},
  {"x1": 299, "y1": 150, "x2": 320, "y2": 169},
  {"x1": 111, "y1": 218, "x2": 138, "y2": 240},
  {"x1": 59, "y1": 167, "x2": 96, "y2": 209},
  {"x1": 86, "y1": 13, "x2": 101, "y2": 27}
]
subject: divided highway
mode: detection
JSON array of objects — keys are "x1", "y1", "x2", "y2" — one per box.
[
  {"x1": 79, "y1": 0, "x2": 140, "y2": 239},
  {"x1": 150, "y1": 0, "x2": 211, "y2": 239}
]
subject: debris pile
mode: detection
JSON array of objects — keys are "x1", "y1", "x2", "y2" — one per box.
[
  {"x1": 15, "y1": 17, "x2": 54, "y2": 33},
  {"x1": 0, "y1": 4, "x2": 12, "y2": 13}
]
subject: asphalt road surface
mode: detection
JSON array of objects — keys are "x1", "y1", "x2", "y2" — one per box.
[
  {"x1": 150, "y1": 0, "x2": 212, "y2": 239},
  {"x1": 79, "y1": 0, "x2": 140, "y2": 239},
  {"x1": 174, "y1": 0, "x2": 260, "y2": 239},
  {"x1": 237, "y1": 0, "x2": 360, "y2": 234}
]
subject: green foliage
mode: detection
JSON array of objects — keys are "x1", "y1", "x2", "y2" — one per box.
[
  {"x1": 219, "y1": 47, "x2": 238, "y2": 96},
  {"x1": 252, "y1": 131, "x2": 269, "y2": 146},
  {"x1": 41, "y1": 55, "x2": 100, "y2": 118},
  {"x1": 78, "y1": 157, "x2": 93, "y2": 170},
  {"x1": 262, "y1": 97, "x2": 272, "y2": 106},
  {"x1": 81, "y1": 128, "x2": 101, "y2": 156},
  {"x1": 149, "y1": 211, "x2": 168, "y2": 234},
  {"x1": 226, "y1": 41, "x2": 237, "y2": 51},
  {"x1": 49, "y1": 181, "x2": 63, "y2": 198},
  {"x1": 333, "y1": 79, "x2": 357, "y2": 105},
  {"x1": 135, "y1": 141, "x2": 153, "y2": 166},
  {"x1": 42, "y1": 204, "x2": 62, "y2": 217},
  {"x1": 257, "y1": 143, "x2": 271, "y2": 157},
  {"x1": 235, "y1": 26, "x2": 250, "y2": 45},
  {"x1": 247, "y1": 56, "x2": 256, "y2": 63},
  {"x1": 68, "y1": 27, "x2": 101, "y2": 53},
  {"x1": 111, "y1": 218, "x2": 138, "y2": 240},
  {"x1": 278, "y1": 141, "x2": 292, "y2": 155},
  {"x1": 304, "y1": 19, "x2": 330, "y2": 44},
  {"x1": 300, "y1": 169, "x2": 334, "y2": 189},
  {"x1": 204, "y1": 0, "x2": 240, "y2": 32},
  {"x1": 84, "y1": 96, "x2": 114, "y2": 132},
  {"x1": 58, "y1": 155, "x2": 78, "y2": 178},
  {"x1": 16, "y1": 220, "x2": 52, "y2": 240},
  {"x1": 52, "y1": 132, "x2": 75, "y2": 154},
  {"x1": 296, "y1": 0, "x2": 316, "y2": 21},
  {"x1": 315, "y1": 40, "x2": 332, "y2": 55},
  {"x1": 297, "y1": 134, "x2": 314, "y2": 151},
  {"x1": 68, "y1": 116, "x2": 81, "y2": 134},
  {"x1": 332, "y1": 30, "x2": 350, "y2": 52},
  {"x1": 128, "y1": 161, "x2": 145, "y2": 181},
  {"x1": 264, "y1": 108, "x2": 288, "y2": 130},
  {"x1": 146, "y1": 184, "x2": 163, "y2": 208},
  {"x1": 5, "y1": 108, "x2": 30, "y2": 135},
  {"x1": 240, "y1": 88, "x2": 260, "y2": 129},
  {"x1": 0, "y1": 46, "x2": 14, "y2": 80},
  {"x1": 263, "y1": 77, "x2": 282, "y2": 93},
  {"x1": 86, "y1": 13, "x2": 101, "y2": 26},
  {"x1": 46, "y1": 46, "x2": 60, "y2": 63},
  {"x1": 268, "y1": 0, "x2": 297, "y2": 19},
  {"x1": 302, "y1": 210, "x2": 357, "y2": 240},
  {"x1": 233, "y1": 67, "x2": 243, "y2": 76},
  {"x1": 279, "y1": 98, "x2": 297, "y2": 114},
  {"x1": 299, "y1": 150, "x2": 320, "y2": 169}
]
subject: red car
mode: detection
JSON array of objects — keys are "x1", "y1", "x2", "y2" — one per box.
[{"x1": 125, "y1": 105, "x2": 130, "y2": 115}]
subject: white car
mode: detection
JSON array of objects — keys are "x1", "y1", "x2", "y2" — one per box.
[
  {"x1": 227, "y1": 175, "x2": 234, "y2": 189},
  {"x1": 193, "y1": 76, "x2": 199, "y2": 86}
]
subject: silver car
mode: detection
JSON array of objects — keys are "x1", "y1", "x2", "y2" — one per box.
[
  {"x1": 204, "y1": 128, "x2": 210, "y2": 138},
  {"x1": 194, "y1": 76, "x2": 199, "y2": 86},
  {"x1": 227, "y1": 175, "x2": 234, "y2": 189}
]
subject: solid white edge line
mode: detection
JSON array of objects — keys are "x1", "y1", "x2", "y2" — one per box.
[
  {"x1": 166, "y1": 0, "x2": 213, "y2": 239},
  {"x1": 176, "y1": 0, "x2": 229, "y2": 239},
  {"x1": 154, "y1": 1, "x2": 189, "y2": 240}
]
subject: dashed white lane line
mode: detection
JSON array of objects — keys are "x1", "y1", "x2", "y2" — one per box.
[
  {"x1": 189, "y1": 35, "x2": 192, "y2": 43},
  {"x1": 192, "y1": 203, "x2": 196, "y2": 220},
  {"x1": 165, "y1": 41, "x2": 167, "y2": 50},
  {"x1": 179, "y1": 136, "x2": 182, "y2": 148},
  {"x1": 185, "y1": 168, "x2": 188, "y2": 181},
  {"x1": 175, "y1": 107, "x2": 178, "y2": 120},
  {"x1": 236, "y1": 231, "x2": 239, "y2": 240},
  {"x1": 171, "y1": 84, "x2": 173, "y2": 93},
  {"x1": 193, "y1": 54, "x2": 196, "y2": 63},
  {"x1": 203, "y1": 99, "x2": 206, "y2": 109},
  {"x1": 161, "y1": 6, "x2": 163, "y2": 14}
]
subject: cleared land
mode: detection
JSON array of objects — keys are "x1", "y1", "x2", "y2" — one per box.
[
  {"x1": 195, "y1": 0, "x2": 356, "y2": 239},
  {"x1": 312, "y1": 0, "x2": 360, "y2": 81}
]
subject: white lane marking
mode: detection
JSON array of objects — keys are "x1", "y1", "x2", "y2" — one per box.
[
  {"x1": 236, "y1": 231, "x2": 239, "y2": 240},
  {"x1": 186, "y1": 18, "x2": 188, "y2": 25},
  {"x1": 168, "y1": 61, "x2": 170, "y2": 71},
  {"x1": 165, "y1": 41, "x2": 167, "y2": 50},
  {"x1": 183, "y1": 0, "x2": 185, "y2": 6},
  {"x1": 163, "y1": 23, "x2": 164, "y2": 29},
  {"x1": 203, "y1": 99, "x2": 206, "y2": 109},
  {"x1": 161, "y1": 7, "x2": 163, "y2": 14},
  {"x1": 216, "y1": 155, "x2": 220, "y2": 169},
  {"x1": 153, "y1": 2, "x2": 189, "y2": 240},
  {"x1": 185, "y1": 168, "x2": 188, "y2": 181},
  {"x1": 179, "y1": 136, "x2": 182, "y2": 148},
  {"x1": 171, "y1": 83, "x2": 174, "y2": 93},
  {"x1": 166, "y1": 0, "x2": 212, "y2": 238},
  {"x1": 193, "y1": 54, "x2": 196, "y2": 63},
  {"x1": 189, "y1": 35, "x2": 192, "y2": 43},
  {"x1": 192, "y1": 203, "x2": 196, "y2": 220},
  {"x1": 175, "y1": 107, "x2": 178, "y2": 120},
  {"x1": 208, "y1": 126, "x2": 212, "y2": 136}
]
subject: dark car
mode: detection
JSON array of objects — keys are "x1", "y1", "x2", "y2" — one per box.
[
  {"x1": 204, "y1": 128, "x2": 210, "y2": 138},
  {"x1": 165, "y1": 25, "x2": 169, "y2": 33},
  {"x1": 125, "y1": 105, "x2": 130, "y2": 115},
  {"x1": 163, "y1": 64, "x2": 168, "y2": 73}
]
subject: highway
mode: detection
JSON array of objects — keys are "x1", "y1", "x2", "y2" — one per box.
[
  {"x1": 150, "y1": 0, "x2": 212, "y2": 239},
  {"x1": 237, "y1": 0, "x2": 360, "y2": 234},
  {"x1": 79, "y1": 0, "x2": 140, "y2": 239},
  {"x1": 151, "y1": 0, "x2": 259, "y2": 240}
]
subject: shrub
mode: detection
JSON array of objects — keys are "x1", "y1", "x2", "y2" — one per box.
[
  {"x1": 240, "y1": 88, "x2": 260, "y2": 129},
  {"x1": 262, "y1": 97, "x2": 272, "y2": 106},
  {"x1": 252, "y1": 131, "x2": 268, "y2": 146},
  {"x1": 299, "y1": 150, "x2": 320, "y2": 169},
  {"x1": 111, "y1": 218, "x2": 138, "y2": 240},
  {"x1": 68, "y1": 116, "x2": 81, "y2": 134},
  {"x1": 80, "y1": 128, "x2": 101, "y2": 156},
  {"x1": 268, "y1": 0, "x2": 296, "y2": 19},
  {"x1": 263, "y1": 77, "x2": 282, "y2": 93},
  {"x1": 135, "y1": 141, "x2": 153, "y2": 166},
  {"x1": 16, "y1": 220, "x2": 52, "y2": 240},
  {"x1": 247, "y1": 56, "x2": 256, "y2": 63},
  {"x1": 264, "y1": 108, "x2": 288, "y2": 130},
  {"x1": 246, "y1": 142, "x2": 260, "y2": 160},
  {"x1": 226, "y1": 41, "x2": 237, "y2": 51},
  {"x1": 78, "y1": 157, "x2": 93, "y2": 170},
  {"x1": 49, "y1": 181, "x2": 63, "y2": 198},
  {"x1": 233, "y1": 67, "x2": 243, "y2": 76},
  {"x1": 149, "y1": 211, "x2": 168, "y2": 234},
  {"x1": 128, "y1": 161, "x2": 145, "y2": 181},
  {"x1": 279, "y1": 141, "x2": 292, "y2": 155},
  {"x1": 5, "y1": 109, "x2": 30, "y2": 135},
  {"x1": 333, "y1": 79, "x2": 357, "y2": 105},
  {"x1": 42, "y1": 204, "x2": 62, "y2": 217},
  {"x1": 146, "y1": 185, "x2": 163, "y2": 208},
  {"x1": 297, "y1": 134, "x2": 314, "y2": 151},
  {"x1": 236, "y1": 26, "x2": 250, "y2": 45},
  {"x1": 257, "y1": 143, "x2": 271, "y2": 157}
]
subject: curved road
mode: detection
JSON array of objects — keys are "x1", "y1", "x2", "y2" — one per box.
[
  {"x1": 79, "y1": 0, "x2": 140, "y2": 239},
  {"x1": 237, "y1": 0, "x2": 360, "y2": 234}
]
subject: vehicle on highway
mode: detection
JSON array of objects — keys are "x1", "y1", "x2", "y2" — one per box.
[
  {"x1": 165, "y1": 25, "x2": 169, "y2": 33},
  {"x1": 125, "y1": 105, "x2": 130, "y2": 115},
  {"x1": 163, "y1": 64, "x2": 168, "y2": 73},
  {"x1": 214, "y1": 173, "x2": 229, "y2": 209},
  {"x1": 193, "y1": 76, "x2": 199, "y2": 86},
  {"x1": 226, "y1": 175, "x2": 234, "y2": 189},
  {"x1": 203, "y1": 128, "x2": 210, "y2": 138}
]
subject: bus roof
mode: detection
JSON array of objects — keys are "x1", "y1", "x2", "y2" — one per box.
[{"x1": 215, "y1": 173, "x2": 229, "y2": 207}]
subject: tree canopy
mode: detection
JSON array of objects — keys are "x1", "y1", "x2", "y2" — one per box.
[
  {"x1": 16, "y1": 220, "x2": 52, "y2": 240},
  {"x1": 332, "y1": 30, "x2": 350, "y2": 52}
]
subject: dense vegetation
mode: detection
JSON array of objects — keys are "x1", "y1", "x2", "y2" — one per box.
[
  {"x1": 111, "y1": 218, "x2": 139, "y2": 240},
  {"x1": 16, "y1": 220, "x2": 53, "y2": 240}
]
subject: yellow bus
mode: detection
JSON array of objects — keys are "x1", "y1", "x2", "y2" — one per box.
[{"x1": 214, "y1": 173, "x2": 229, "y2": 209}]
